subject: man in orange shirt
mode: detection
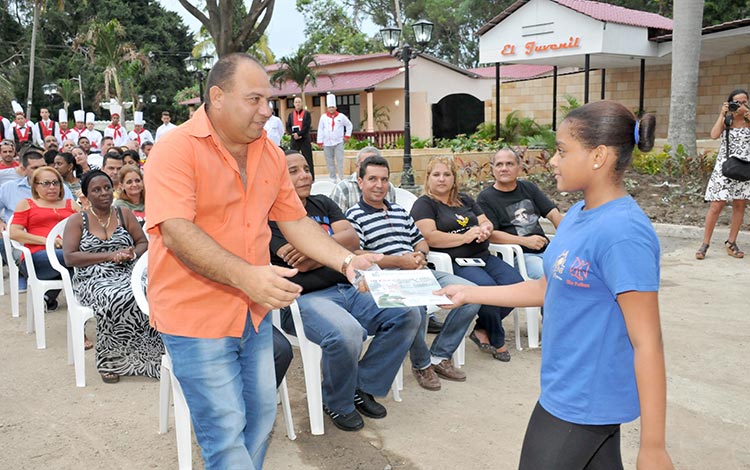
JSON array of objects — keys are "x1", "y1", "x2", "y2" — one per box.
[{"x1": 145, "y1": 54, "x2": 379, "y2": 469}]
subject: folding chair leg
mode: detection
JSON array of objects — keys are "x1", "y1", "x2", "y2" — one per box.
[
  {"x1": 10, "y1": 268, "x2": 19, "y2": 318},
  {"x1": 70, "y1": 318, "x2": 87, "y2": 387},
  {"x1": 300, "y1": 346, "x2": 325, "y2": 435},
  {"x1": 454, "y1": 337, "x2": 466, "y2": 368},
  {"x1": 158, "y1": 356, "x2": 171, "y2": 434},
  {"x1": 391, "y1": 365, "x2": 403, "y2": 402},
  {"x1": 527, "y1": 307, "x2": 541, "y2": 349},
  {"x1": 171, "y1": 371, "x2": 192, "y2": 470},
  {"x1": 278, "y1": 377, "x2": 296, "y2": 440},
  {"x1": 513, "y1": 309, "x2": 523, "y2": 352}
]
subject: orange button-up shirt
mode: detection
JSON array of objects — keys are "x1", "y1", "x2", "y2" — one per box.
[{"x1": 144, "y1": 106, "x2": 306, "y2": 338}]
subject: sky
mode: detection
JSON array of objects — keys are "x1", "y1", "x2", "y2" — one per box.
[{"x1": 159, "y1": 0, "x2": 380, "y2": 59}]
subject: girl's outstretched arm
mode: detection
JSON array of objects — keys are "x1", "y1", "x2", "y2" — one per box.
[{"x1": 436, "y1": 277, "x2": 546, "y2": 309}]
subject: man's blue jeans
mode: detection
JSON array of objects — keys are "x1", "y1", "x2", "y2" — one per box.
[
  {"x1": 408, "y1": 271, "x2": 480, "y2": 369},
  {"x1": 161, "y1": 313, "x2": 276, "y2": 470},
  {"x1": 285, "y1": 284, "x2": 420, "y2": 414},
  {"x1": 452, "y1": 254, "x2": 524, "y2": 349},
  {"x1": 523, "y1": 253, "x2": 545, "y2": 280}
]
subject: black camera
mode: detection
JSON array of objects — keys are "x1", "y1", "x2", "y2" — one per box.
[{"x1": 728, "y1": 101, "x2": 742, "y2": 112}]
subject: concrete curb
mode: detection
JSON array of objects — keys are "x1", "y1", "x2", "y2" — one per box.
[{"x1": 541, "y1": 219, "x2": 750, "y2": 243}]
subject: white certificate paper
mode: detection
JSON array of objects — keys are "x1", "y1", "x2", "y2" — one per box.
[{"x1": 362, "y1": 270, "x2": 451, "y2": 308}]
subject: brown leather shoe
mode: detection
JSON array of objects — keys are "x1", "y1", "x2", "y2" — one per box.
[
  {"x1": 412, "y1": 366, "x2": 441, "y2": 391},
  {"x1": 433, "y1": 359, "x2": 466, "y2": 382}
]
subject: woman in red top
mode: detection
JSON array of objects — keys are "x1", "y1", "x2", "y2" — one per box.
[{"x1": 10, "y1": 166, "x2": 79, "y2": 310}]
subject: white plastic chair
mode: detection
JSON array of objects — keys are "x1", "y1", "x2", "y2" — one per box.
[
  {"x1": 311, "y1": 180, "x2": 336, "y2": 197},
  {"x1": 10, "y1": 219, "x2": 64, "y2": 349},
  {"x1": 393, "y1": 187, "x2": 418, "y2": 212},
  {"x1": 3, "y1": 215, "x2": 21, "y2": 317},
  {"x1": 131, "y1": 254, "x2": 296, "y2": 470},
  {"x1": 488, "y1": 243, "x2": 541, "y2": 350},
  {"x1": 425, "y1": 251, "x2": 466, "y2": 367},
  {"x1": 46, "y1": 218, "x2": 96, "y2": 387},
  {"x1": 274, "y1": 301, "x2": 404, "y2": 436}
]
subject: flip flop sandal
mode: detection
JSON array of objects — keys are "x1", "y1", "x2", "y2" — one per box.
[{"x1": 101, "y1": 372, "x2": 120, "y2": 384}]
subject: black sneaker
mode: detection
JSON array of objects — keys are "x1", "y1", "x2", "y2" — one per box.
[
  {"x1": 44, "y1": 295, "x2": 58, "y2": 312},
  {"x1": 427, "y1": 316, "x2": 444, "y2": 334},
  {"x1": 323, "y1": 405, "x2": 364, "y2": 431},
  {"x1": 354, "y1": 389, "x2": 387, "y2": 419}
]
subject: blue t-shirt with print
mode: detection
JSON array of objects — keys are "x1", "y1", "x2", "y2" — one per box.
[{"x1": 541, "y1": 196, "x2": 660, "y2": 425}]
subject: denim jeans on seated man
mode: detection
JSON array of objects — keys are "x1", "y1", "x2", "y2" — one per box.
[
  {"x1": 161, "y1": 313, "x2": 276, "y2": 470},
  {"x1": 281, "y1": 284, "x2": 420, "y2": 415},
  {"x1": 522, "y1": 253, "x2": 545, "y2": 280},
  {"x1": 408, "y1": 271, "x2": 479, "y2": 369}
]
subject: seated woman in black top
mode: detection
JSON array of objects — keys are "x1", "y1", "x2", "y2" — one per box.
[{"x1": 411, "y1": 156, "x2": 523, "y2": 362}]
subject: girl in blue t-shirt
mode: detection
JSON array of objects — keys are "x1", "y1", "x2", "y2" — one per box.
[{"x1": 437, "y1": 101, "x2": 673, "y2": 470}]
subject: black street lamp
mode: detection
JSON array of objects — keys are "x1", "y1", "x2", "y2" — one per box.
[
  {"x1": 381, "y1": 20, "x2": 433, "y2": 188},
  {"x1": 184, "y1": 54, "x2": 216, "y2": 103},
  {"x1": 42, "y1": 83, "x2": 59, "y2": 105}
]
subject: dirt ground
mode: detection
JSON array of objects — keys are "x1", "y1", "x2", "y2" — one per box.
[{"x1": 1, "y1": 227, "x2": 749, "y2": 470}]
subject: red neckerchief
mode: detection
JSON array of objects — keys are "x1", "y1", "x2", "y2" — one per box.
[
  {"x1": 59, "y1": 128, "x2": 72, "y2": 140},
  {"x1": 40, "y1": 120, "x2": 55, "y2": 137},
  {"x1": 133, "y1": 128, "x2": 145, "y2": 145},
  {"x1": 327, "y1": 111, "x2": 339, "y2": 131},
  {"x1": 293, "y1": 110, "x2": 305, "y2": 128},
  {"x1": 108, "y1": 124, "x2": 122, "y2": 139}
]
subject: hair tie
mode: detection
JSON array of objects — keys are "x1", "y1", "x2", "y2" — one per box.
[{"x1": 634, "y1": 120, "x2": 640, "y2": 145}]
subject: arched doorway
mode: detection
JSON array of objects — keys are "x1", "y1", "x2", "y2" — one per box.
[{"x1": 432, "y1": 93, "x2": 483, "y2": 139}]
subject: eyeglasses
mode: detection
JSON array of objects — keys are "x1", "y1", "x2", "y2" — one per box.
[{"x1": 35, "y1": 180, "x2": 61, "y2": 188}]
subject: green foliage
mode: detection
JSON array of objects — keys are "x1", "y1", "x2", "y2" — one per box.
[
  {"x1": 471, "y1": 122, "x2": 496, "y2": 140},
  {"x1": 296, "y1": 0, "x2": 384, "y2": 56},
  {"x1": 631, "y1": 144, "x2": 716, "y2": 180},
  {"x1": 434, "y1": 134, "x2": 503, "y2": 153},
  {"x1": 387, "y1": 135, "x2": 432, "y2": 149},
  {"x1": 360, "y1": 105, "x2": 391, "y2": 131},
  {"x1": 559, "y1": 94, "x2": 581, "y2": 121},
  {"x1": 344, "y1": 137, "x2": 371, "y2": 150},
  {"x1": 454, "y1": 155, "x2": 493, "y2": 193},
  {"x1": 271, "y1": 49, "x2": 320, "y2": 103}
]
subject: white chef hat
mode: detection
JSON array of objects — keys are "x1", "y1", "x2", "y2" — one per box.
[
  {"x1": 11, "y1": 100, "x2": 23, "y2": 115},
  {"x1": 73, "y1": 110, "x2": 85, "y2": 122},
  {"x1": 59, "y1": 109, "x2": 68, "y2": 122},
  {"x1": 326, "y1": 94, "x2": 337, "y2": 108},
  {"x1": 86, "y1": 112, "x2": 95, "y2": 124},
  {"x1": 134, "y1": 111, "x2": 144, "y2": 125},
  {"x1": 109, "y1": 103, "x2": 122, "y2": 118}
]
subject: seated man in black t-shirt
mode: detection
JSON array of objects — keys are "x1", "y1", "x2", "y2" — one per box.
[
  {"x1": 270, "y1": 151, "x2": 420, "y2": 432},
  {"x1": 477, "y1": 148, "x2": 563, "y2": 279}
]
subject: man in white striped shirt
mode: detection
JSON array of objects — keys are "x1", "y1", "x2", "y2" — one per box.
[{"x1": 346, "y1": 155, "x2": 480, "y2": 391}]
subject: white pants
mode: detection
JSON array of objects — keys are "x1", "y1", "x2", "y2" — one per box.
[{"x1": 323, "y1": 143, "x2": 345, "y2": 180}]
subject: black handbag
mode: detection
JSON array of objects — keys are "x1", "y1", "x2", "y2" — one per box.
[
  {"x1": 722, "y1": 156, "x2": 750, "y2": 181},
  {"x1": 720, "y1": 123, "x2": 750, "y2": 181}
]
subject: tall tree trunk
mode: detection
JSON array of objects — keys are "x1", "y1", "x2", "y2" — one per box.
[
  {"x1": 667, "y1": 0, "x2": 705, "y2": 157},
  {"x1": 25, "y1": 1, "x2": 41, "y2": 120}
]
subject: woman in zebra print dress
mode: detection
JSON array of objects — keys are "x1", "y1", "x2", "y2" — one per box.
[{"x1": 63, "y1": 170, "x2": 162, "y2": 383}]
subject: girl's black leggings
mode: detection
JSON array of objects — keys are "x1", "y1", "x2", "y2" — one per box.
[{"x1": 519, "y1": 402, "x2": 624, "y2": 470}]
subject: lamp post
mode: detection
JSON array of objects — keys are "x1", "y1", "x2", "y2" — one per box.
[
  {"x1": 380, "y1": 20, "x2": 433, "y2": 188},
  {"x1": 184, "y1": 54, "x2": 216, "y2": 104},
  {"x1": 42, "y1": 82, "x2": 59, "y2": 105}
]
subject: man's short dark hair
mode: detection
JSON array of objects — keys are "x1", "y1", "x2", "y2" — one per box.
[
  {"x1": 43, "y1": 149, "x2": 58, "y2": 165},
  {"x1": 358, "y1": 155, "x2": 390, "y2": 178},
  {"x1": 20, "y1": 147, "x2": 44, "y2": 167},
  {"x1": 101, "y1": 136, "x2": 114, "y2": 144},
  {"x1": 161, "y1": 111, "x2": 171, "y2": 117},
  {"x1": 204, "y1": 53, "x2": 264, "y2": 109},
  {"x1": 140, "y1": 140, "x2": 153, "y2": 150},
  {"x1": 102, "y1": 152, "x2": 123, "y2": 168}
]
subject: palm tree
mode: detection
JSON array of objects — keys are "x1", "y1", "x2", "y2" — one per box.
[
  {"x1": 667, "y1": 0, "x2": 705, "y2": 157},
  {"x1": 74, "y1": 19, "x2": 149, "y2": 104},
  {"x1": 56, "y1": 79, "x2": 80, "y2": 116},
  {"x1": 271, "y1": 49, "x2": 321, "y2": 106},
  {"x1": 247, "y1": 34, "x2": 275, "y2": 66}
]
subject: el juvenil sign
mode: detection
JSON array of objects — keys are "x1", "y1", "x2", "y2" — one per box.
[{"x1": 500, "y1": 36, "x2": 581, "y2": 57}]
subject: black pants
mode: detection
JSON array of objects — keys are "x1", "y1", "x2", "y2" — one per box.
[
  {"x1": 519, "y1": 402, "x2": 623, "y2": 470},
  {"x1": 272, "y1": 326, "x2": 293, "y2": 388},
  {"x1": 290, "y1": 137, "x2": 314, "y2": 179}
]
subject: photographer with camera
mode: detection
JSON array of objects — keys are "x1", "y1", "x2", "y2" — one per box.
[{"x1": 696, "y1": 88, "x2": 750, "y2": 259}]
